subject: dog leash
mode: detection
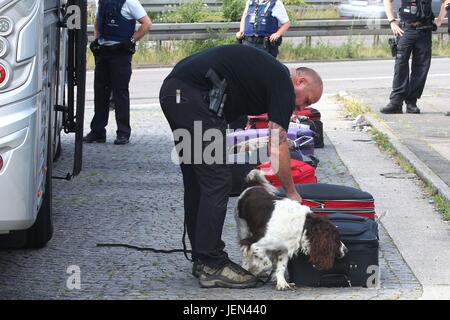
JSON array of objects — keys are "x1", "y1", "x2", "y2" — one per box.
[
  {"x1": 257, "y1": 270, "x2": 275, "y2": 287},
  {"x1": 97, "y1": 220, "x2": 193, "y2": 262},
  {"x1": 96, "y1": 221, "x2": 277, "y2": 287}
]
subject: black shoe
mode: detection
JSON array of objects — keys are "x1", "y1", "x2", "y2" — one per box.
[
  {"x1": 198, "y1": 259, "x2": 258, "y2": 289},
  {"x1": 114, "y1": 136, "x2": 129, "y2": 145},
  {"x1": 83, "y1": 131, "x2": 106, "y2": 143},
  {"x1": 380, "y1": 103, "x2": 403, "y2": 114},
  {"x1": 406, "y1": 103, "x2": 421, "y2": 114}
]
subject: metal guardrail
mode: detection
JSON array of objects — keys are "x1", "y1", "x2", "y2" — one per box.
[
  {"x1": 87, "y1": 19, "x2": 449, "y2": 41},
  {"x1": 137, "y1": 0, "x2": 339, "y2": 12}
]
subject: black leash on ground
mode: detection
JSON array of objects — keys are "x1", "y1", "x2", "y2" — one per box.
[
  {"x1": 97, "y1": 221, "x2": 193, "y2": 262},
  {"x1": 96, "y1": 221, "x2": 274, "y2": 287}
]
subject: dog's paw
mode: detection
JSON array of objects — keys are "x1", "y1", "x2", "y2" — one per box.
[{"x1": 276, "y1": 281, "x2": 297, "y2": 291}]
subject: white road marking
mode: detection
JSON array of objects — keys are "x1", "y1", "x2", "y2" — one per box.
[{"x1": 324, "y1": 73, "x2": 450, "y2": 82}]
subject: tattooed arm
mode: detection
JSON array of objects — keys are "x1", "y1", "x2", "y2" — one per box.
[{"x1": 268, "y1": 121, "x2": 303, "y2": 203}]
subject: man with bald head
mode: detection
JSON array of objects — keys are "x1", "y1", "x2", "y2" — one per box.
[{"x1": 159, "y1": 44, "x2": 323, "y2": 289}]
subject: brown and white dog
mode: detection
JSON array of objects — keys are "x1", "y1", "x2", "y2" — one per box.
[{"x1": 235, "y1": 169, "x2": 347, "y2": 290}]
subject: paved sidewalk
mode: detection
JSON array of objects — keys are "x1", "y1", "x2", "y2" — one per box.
[
  {"x1": 320, "y1": 94, "x2": 450, "y2": 299},
  {"x1": 344, "y1": 87, "x2": 450, "y2": 202}
]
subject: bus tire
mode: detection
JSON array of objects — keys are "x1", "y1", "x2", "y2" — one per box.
[{"x1": 24, "y1": 140, "x2": 54, "y2": 249}]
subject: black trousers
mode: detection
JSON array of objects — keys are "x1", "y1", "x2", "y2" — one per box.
[
  {"x1": 159, "y1": 77, "x2": 231, "y2": 266},
  {"x1": 242, "y1": 39, "x2": 279, "y2": 58},
  {"x1": 91, "y1": 51, "x2": 133, "y2": 138},
  {"x1": 389, "y1": 28, "x2": 432, "y2": 106}
]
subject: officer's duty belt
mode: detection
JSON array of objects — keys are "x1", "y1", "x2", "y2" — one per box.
[
  {"x1": 401, "y1": 21, "x2": 433, "y2": 30},
  {"x1": 244, "y1": 36, "x2": 266, "y2": 44}
]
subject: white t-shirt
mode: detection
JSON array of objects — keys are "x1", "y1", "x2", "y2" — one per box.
[
  {"x1": 95, "y1": 0, "x2": 147, "y2": 45},
  {"x1": 244, "y1": 0, "x2": 290, "y2": 25}
]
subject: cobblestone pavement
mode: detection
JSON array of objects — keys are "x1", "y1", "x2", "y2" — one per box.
[{"x1": 0, "y1": 76, "x2": 422, "y2": 299}]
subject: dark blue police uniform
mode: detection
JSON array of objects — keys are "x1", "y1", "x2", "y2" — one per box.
[
  {"x1": 90, "y1": 0, "x2": 136, "y2": 142},
  {"x1": 242, "y1": 0, "x2": 281, "y2": 57},
  {"x1": 383, "y1": 0, "x2": 435, "y2": 114}
]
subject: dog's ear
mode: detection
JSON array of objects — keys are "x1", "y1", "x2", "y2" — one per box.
[{"x1": 307, "y1": 217, "x2": 341, "y2": 271}]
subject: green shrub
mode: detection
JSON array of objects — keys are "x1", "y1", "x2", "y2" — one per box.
[
  {"x1": 222, "y1": 0, "x2": 246, "y2": 22},
  {"x1": 178, "y1": 0, "x2": 206, "y2": 23},
  {"x1": 283, "y1": 0, "x2": 306, "y2": 5}
]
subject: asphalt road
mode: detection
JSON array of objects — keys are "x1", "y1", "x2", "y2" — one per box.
[{"x1": 85, "y1": 57, "x2": 450, "y2": 106}]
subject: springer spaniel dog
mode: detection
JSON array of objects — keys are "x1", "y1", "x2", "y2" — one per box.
[{"x1": 235, "y1": 170, "x2": 347, "y2": 290}]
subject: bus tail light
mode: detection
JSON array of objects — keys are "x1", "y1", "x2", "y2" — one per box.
[{"x1": 0, "y1": 62, "x2": 10, "y2": 88}]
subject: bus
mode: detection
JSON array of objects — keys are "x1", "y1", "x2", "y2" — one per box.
[{"x1": 0, "y1": 0, "x2": 86, "y2": 248}]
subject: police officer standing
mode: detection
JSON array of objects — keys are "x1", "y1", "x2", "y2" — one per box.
[
  {"x1": 83, "y1": 0, "x2": 151, "y2": 145},
  {"x1": 381, "y1": 0, "x2": 447, "y2": 114},
  {"x1": 236, "y1": 0, "x2": 291, "y2": 57}
]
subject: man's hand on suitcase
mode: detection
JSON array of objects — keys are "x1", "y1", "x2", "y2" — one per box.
[{"x1": 287, "y1": 191, "x2": 303, "y2": 204}]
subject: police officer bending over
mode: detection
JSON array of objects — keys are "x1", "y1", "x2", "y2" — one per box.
[
  {"x1": 381, "y1": 0, "x2": 447, "y2": 114},
  {"x1": 236, "y1": 0, "x2": 291, "y2": 58},
  {"x1": 84, "y1": 0, "x2": 151, "y2": 145},
  {"x1": 159, "y1": 45, "x2": 323, "y2": 289}
]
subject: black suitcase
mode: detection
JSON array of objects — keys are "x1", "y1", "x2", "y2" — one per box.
[
  {"x1": 288, "y1": 213, "x2": 379, "y2": 287},
  {"x1": 295, "y1": 108, "x2": 324, "y2": 149}
]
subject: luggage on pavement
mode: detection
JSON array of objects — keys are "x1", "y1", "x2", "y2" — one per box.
[
  {"x1": 256, "y1": 159, "x2": 318, "y2": 188},
  {"x1": 226, "y1": 127, "x2": 315, "y2": 156},
  {"x1": 295, "y1": 108, "x2": 324, "y2": 148},
  {"x1": 287, "y1": 213, "x2": 379, "y2": 287},
  {"x1": 276, "y1": 183, "x2": 376, "y2": 219},
  {"x1": 245, "y1": 109, "x2": 324, "y2": 148}
]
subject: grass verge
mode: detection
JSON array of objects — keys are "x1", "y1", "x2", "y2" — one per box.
[
  {"x1": 334, "y1": 95, "x2": 450, "y2": 221},
  {"x1": 86, "y1": 35, "x2": 450, "y2": 69}
]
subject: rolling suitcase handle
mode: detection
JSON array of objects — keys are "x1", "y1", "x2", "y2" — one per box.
[
  {"x1": 292, "y1": 136, "x2": 314, "y2": 148},
  {"x1": 318, "y1": 274, "x2": 352, "y2": 287}
]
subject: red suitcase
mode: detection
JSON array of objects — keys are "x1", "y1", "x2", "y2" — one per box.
[
  {"x1": 246, "y1": 114, "x2": 269, "y2": 129},
  {"x1": 256, "y1": 159, "x2": 318, "y2": 187}
]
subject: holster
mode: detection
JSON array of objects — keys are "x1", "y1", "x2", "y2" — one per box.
[
  {"x1": 205, "y1": 68, "x2": 227, "y2": 118},
  {"x1": 264, "y1": 36, "x2": 282, "y2": 49},
  {"x1": 89, "y1": 39, "x2": 102, "y2": 56},
  {"x1": 388, "y1": 38, "x2": 398, "y2": 57},
  {"x1": 121, "y1": 39, "x2": 136, "y2": 55}
]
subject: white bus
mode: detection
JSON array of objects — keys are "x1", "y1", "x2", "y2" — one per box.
[{"x1": 0, "y1": 0, "x2": 86, "y2": 248}]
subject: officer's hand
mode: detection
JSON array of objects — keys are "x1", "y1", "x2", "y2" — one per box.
[
  {"x1": 434, "y1": 17, "x2": 443, "y2": 28},
  {"x1": 391, "y1": 21, "x2": 404, "y2": 37},
  {"x1": 269, "y1": 32, "x2": 281, "y2": 42},
  {"x1": 236, "y1": 31, "x2": 244, "y2": 40},
  {"x1": 287, "y1": 191, "x2": 303, "y2": 204}
]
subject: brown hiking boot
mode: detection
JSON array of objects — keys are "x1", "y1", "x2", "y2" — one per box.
[
  {"x1": 192, "y1": 260, "x2": 219, "y2": 278},
  {"x1": 198, "y1": 259, "x2": 258, "y2": 289}
]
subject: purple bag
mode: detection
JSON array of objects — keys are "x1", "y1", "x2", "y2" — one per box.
[{"x1": 227, "y1": 127, "x2": 315, "y2": 156}]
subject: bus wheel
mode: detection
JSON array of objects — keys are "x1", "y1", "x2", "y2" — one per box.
[{"x1": 24, "y1": 145, "x2": 53, "y2": 248}]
